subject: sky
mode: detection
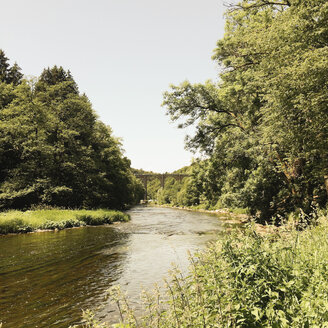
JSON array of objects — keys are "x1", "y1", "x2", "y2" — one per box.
[{"x1": 1, "y1": 0, "x2": 228, "y2": 173}]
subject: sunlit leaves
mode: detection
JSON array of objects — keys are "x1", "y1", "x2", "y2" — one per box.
[
  {"x1": 0, "y1": 61, "x2": 143, "y2": 209},
  {"x1": 162, "y1": 0, "x2": 328, "y2": 219}
]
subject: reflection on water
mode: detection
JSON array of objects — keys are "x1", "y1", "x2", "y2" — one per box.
[{"x1": 0, "y1": 206, "x2": 236, "y2": 327}]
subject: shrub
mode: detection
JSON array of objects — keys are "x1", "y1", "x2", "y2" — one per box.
[{"x1": 0, "y1": 218, "x2": 30, "y2": 234}]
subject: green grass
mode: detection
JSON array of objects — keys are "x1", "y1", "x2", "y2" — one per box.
[
  {"x1": 0, "y1": 209, "x2": 130, "y2": 234},
  {"x1": 229, "y1": 207, "x2": 249, "y2": 215},
  {"x1": 78, "y1": 211, "x2": 328, "y2": 328}
]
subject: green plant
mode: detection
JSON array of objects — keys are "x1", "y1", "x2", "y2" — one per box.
[
  {"x1": 81, "y1": 214, "x2": 328, "y2": 327},
  {"x1": 0, "y1": 209, "x2": 130, "y2": 235}
]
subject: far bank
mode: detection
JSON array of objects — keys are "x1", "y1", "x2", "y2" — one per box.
[{"x1": 147, "y1": 202, "x2": 249, "y2": 223}]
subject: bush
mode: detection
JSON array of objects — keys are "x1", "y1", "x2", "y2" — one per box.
[
  {"x1": 0, "y1": 218, "x2": 32, "y2": 234},
  {"x1": 39, "y1": 219, "x2": 84, "y2": 230}
]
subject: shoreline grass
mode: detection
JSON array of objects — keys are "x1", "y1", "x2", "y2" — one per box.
[
  {"x1": 0, "y1": 209, "x2": 130, "y2": 235},
  {"x1": 150, "y1": 203, "x2": 249, "y2": 222}
]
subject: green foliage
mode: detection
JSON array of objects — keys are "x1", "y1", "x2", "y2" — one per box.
[
  {"x1": 0, "y1": 49, "x2": 22, "y2": 85},
  {"x1": 0, "y1": 52, "x2": 143, "y2": 210},
  {"x1": 162, "y1": 0, "x2": 328, "y2": 221},
  {"x1": 0, "y1": 209, "x2": 129, "y2": 234},
  {"x1": 157, "y1": 178, "x2": 180, "y2": 205},
  {"x1": 81, "y1": 212, "x2": 328, "y2": 328}
]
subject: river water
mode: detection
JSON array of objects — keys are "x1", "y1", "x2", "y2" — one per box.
[{"x1": 0, "y1": 206, "x2": 236, "y2": 327}]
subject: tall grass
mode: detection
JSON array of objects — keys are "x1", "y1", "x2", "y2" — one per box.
[
  {"x1": 0, "y1": 209, "x2": 130, "y2": 234},
  {"x1": 77, "y1": 212, "x2": 328, "y2": 327}
]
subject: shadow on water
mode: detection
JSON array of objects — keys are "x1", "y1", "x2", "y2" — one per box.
[
  {"x1": 0, "y1": 205, "x2": 238, "y2": 327},
  {"x1": 0, "y1": 227, "x2": 129, "y2": 328}
]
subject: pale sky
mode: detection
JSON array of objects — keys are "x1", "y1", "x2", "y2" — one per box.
[{"x1": 1, "y1": 0, "x2": 227, "y2": 173}]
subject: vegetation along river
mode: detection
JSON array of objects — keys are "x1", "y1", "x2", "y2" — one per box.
[{"x1": 0, "y1": 206, "x2": 237, "y2": 327}]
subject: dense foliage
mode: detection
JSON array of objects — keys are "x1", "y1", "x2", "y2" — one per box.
[
  {"x1": 133, "y1": 167, "x2": 193, "y2": 205},
  {"x1": 0, "y1": 51, "x2": 143, "y2": 210},
  {"x1": 162, "y1": 0, "x2": 328, "y2": 221}
]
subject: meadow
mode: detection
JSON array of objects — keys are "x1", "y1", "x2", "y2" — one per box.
[{"x1": 0, "y1": 209, "x2": 130, "y2": 234}]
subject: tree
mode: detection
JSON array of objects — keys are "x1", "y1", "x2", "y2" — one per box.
[
  {"x1": 0, "y1": 61, "x2": 143, "y2": 209},
  {"x1": 0, "y1": 50, "x2": 24, "y2": 199},
  {"x1": 163, "y1": 0, "x2": 328, "y2": 220},
  {"x1": 0, "y1": 50, "x2": 22, "y2": 85}
]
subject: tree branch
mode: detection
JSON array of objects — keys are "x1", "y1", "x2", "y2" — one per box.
[{"x1": 227, "y1": 0, "x2": 291, "y2": 12}]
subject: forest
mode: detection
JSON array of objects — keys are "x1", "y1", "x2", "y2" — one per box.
[
  {"x1": 0, "y1": 51, "x2": 144, "y2": 211},
  {"x1": 156, "y1": 0, "x2": 328, "y2": 223}
]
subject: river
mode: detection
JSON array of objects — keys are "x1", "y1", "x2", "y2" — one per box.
[{"x1": 0, "y1": 206, "x2": 237, "y2": 327}]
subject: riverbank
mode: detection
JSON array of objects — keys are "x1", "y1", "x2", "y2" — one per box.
[
  {"x1": 0, "y1": 209, "x2": 130, "y2": 235},
  {"x1": 149, "y1": 203, "x2": 249, "y2": 223},
  {"x1": 86, "y1": 211, "x2": 328, "y2": 328},
  {"x1": 147, "y1": 204, "x2": 287, "y2": 235}
]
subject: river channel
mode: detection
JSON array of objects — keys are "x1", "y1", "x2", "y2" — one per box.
[{"x1": 0, "y1": 206, "x2": 237, "y2": 327}]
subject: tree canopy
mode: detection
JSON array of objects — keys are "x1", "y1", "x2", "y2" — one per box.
[
  {"x1": 0, "y1": 53, "x2": 143, "y2": 210},
  {"x1": 162, "y1": 0, "x2": 328, "y2": 221}
]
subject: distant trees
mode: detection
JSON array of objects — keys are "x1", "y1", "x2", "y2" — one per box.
[
  {"x1": 0, "y1": 53, "x2": 143, "y2": 210},
  {"x1": 0, "y1": 50, "x2": 23, "y2": 85},
  {"x1": 163, "y1": 0, "x2": 328, "y2": 221}
]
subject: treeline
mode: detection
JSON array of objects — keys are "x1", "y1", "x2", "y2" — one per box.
[
  {"x1": 135, "y1": 166, "x2": 193, "y2": 204},
  {"x1": 161, "y1": 0, "x2": 328, "y2": 222},
  {"x1": 0, "y1": 50, "x2": 144, "y2": 210}
]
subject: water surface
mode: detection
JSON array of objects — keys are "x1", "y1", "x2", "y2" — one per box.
[{"x1": 0, "y1": 206, "x2": 236, "y2": 327}]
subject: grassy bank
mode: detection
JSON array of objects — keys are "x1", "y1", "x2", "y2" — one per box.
[
  {"x1": 78, "y1": 211, "x2": 328, "y2": 328},
  {"x1": 0, "y1": 209, "x2": 130, "y2": 235}
]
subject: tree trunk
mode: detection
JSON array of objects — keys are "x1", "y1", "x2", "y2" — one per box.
[{"x1": 324, "y1": 175, "x2": 328, "y2": 197}]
